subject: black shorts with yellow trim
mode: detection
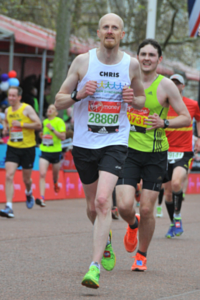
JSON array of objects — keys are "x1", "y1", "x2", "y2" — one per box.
[{"x1": 166, "y1": 151, "x2": 193, "y2": 182}]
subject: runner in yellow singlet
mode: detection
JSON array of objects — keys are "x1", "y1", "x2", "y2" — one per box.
[
  {"x1": 116, "y1": 39, "x2": 191, "y2": 271},
  {"x1": 35, "y1": 104, "x2": 66, "y2": 207},
  {"x1": 0, "y1": 86, "x2": 42, "y2": 218}
]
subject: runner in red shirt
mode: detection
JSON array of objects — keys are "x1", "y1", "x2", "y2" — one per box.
[{"x1": 164, "y1": 74, "x2": 200, "y2": 238}]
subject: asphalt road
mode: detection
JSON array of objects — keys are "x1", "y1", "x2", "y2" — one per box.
[{"x1": 0, "y1": 194, "x2": 199, "y2": 300}]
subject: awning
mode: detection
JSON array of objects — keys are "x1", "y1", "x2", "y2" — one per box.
[{"x1": 0, "y1": 14, "x2": 56, "y2": 50}]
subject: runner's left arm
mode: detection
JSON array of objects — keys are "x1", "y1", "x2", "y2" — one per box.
[
  {"x1": 11, "y1": 105, "x2": 42, "y2": 130},
  {"x1": 122, "y1": 58, "x2": 146, "y2": 109},
  {"x1": 146, "y1": 79, "x2": 191, "y2": 129},
  {"x1": 193, "y1": 102, "x2": 200, "y2": 152},
  {"x1": 195, "y1": 120, "x2": 200, "y2": 152},
  {"x1": 46, "y1": 122, "x2": 66, "y2": 141}
]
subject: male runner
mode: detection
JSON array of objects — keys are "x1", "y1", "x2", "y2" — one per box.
[
  {"x1": 36, "y1": 104, "x2": 66, "y2": 207},
  {"x1": 0, "y1": 86, "x2": 41, "y2": 218},
  {"x1": 116, "y1": 39, "x2": 191, "y2": 271},
  {"x1": 164, "y1": 74, "x2": 200, "y2": 238},
  {"x1": 55, "y1": 13, "x2": 146, "y2": 288}
]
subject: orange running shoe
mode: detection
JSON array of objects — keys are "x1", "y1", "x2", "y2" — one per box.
[
  {"x1": 123, "y1": 214, "x2": 140, "y2": 253},
  {"x1": 54, "y1": 182, "x2": 60, "y2": 193},
  {"x1": 135, "y1": 183, "x2": 141, "y2": 203},
  {"x1": 131, "y1": 252, "x2": 147, "y2": 271}
]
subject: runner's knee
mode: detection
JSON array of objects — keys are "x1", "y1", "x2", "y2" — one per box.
[
  {"x1": 118, "y1": 198, "x2": 134, "y2": 215},
  {"x1": 95, "y1": 196, "x2": 110, "y2": 214},
  {"x1": 6, "y1": 171, "x2": 15, "y2": 182},
  {"x1": 140, "y1": 204, "x2": 153, "y2": 218},
  {"x1": 171, "y1": 178, "x2": 182, "y2": 192}
]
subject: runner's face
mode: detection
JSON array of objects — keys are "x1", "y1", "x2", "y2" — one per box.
[
  {"x1": 8, "y1": 89, "x2": 21, "y2": 106},
  {"x1": 97, "y1": 15, "x2": 125, "y2": 49},
  {"x1": 171, "y1": 80, "x2": 185, "y2": 94},
  {"x1": 138, "y1": 44, "x2": 162, "y2": 74},
  {"x1": 47, "y1": 105, "x2": 57, "y2": 117}
]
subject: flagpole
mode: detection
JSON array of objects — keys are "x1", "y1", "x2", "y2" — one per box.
[{"x1": 146, "y1": 0, "x2": 158, "y2": 39}]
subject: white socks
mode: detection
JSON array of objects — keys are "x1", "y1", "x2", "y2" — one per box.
[
  {"x1": 6, "y1": 202, "x2": 12, "y2": 209},
  {"x1": 90, "y1": 261, "x2": 100, "y2": 270}
]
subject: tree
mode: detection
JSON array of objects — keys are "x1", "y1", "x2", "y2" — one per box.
[{"x1": 50, "y1": 0, "x2": 73, "y2": 104}]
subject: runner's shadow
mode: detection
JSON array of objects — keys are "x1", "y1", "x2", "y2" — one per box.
[{"x1": 82, "y1": 294, "x2": 99, "y2": 297}]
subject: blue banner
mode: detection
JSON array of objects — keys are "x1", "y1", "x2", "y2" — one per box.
[{"x1": 0, "y1": 144, "x2": 40, "y2": 170}]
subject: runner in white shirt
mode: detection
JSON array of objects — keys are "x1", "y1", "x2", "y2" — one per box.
[{"x1": 55, "y1": 13, "x2": 146, "y2": 289}]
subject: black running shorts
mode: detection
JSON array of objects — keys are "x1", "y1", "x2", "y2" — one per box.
[
  {"x1": 72, "y1": 145, "x2": 128, "y2": 185},
  {"x1": 166, "y1": 151, "x2": 193, "y2": 182},
  {"x1": 40, "y1": 151, "x2": 63, "y2": 164},
  {"x1": 117, "y1": 148, "x2": 168, "y2": 192},
  {"x1": 5, "y1": 145, "x2": 36, "y2": 169}
]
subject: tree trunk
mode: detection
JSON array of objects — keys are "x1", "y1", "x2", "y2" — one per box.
[{"x1": 50, "y1": 0, "x2": 73, "y2": 104}]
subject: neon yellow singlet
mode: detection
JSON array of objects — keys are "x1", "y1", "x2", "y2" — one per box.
[
  {"x1": 128, "y1": 75, "x2": 169, "y2": 152},
  {"x1": 40, "y1": 117, "x2": 66, "y2": 153},
  {"x1": 7, "y1": 103, "x2": 36, "y2": 148}
]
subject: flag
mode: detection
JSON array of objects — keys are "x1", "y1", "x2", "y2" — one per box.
[{"x1": 188, "y1": 0, "x2": 200, "y2": 37}]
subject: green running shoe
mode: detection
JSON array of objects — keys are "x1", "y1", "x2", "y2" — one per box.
[
  {"x1": 81, "y1": 265, "x2": 100, "y2": 289},
  {"x1": 101, "y1": 230, "x2": 116, "y2": 271}
]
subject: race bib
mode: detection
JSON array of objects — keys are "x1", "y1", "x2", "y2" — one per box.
[
  {"x1": 10, "y1": 126, "x2": 23, "y2": 142},
  {"x1": 168, "y1": 152, "x2": 184, "y2": 163},
  {"x1": 87, "y1": 101, "x2": 121, "y2": 134},
  {"x1": 42, "y1": 134, "x2": 54, "y2": 146},
  {"x1": 127, "y1": 106, "x2": 150, "y2": 133}
]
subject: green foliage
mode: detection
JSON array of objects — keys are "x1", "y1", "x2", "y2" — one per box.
[
  {"x1": 0, "y1": 0, "x2": 58, "y2": 30},
  {"x1": 1, "y1": 0, "x2": 199, "y2": 67}
]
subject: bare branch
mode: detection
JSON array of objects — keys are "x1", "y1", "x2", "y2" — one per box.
[{"x1": 162, "y1": 6, "x2": 178, "y2": 50}]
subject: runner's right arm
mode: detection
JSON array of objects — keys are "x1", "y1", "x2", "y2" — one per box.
[
  {"x1": 2, "y1": 109, "x2": 9, "y2": 136},
  {"x1": 55, "y1": 54, "x2": 97, "y2": 110}
]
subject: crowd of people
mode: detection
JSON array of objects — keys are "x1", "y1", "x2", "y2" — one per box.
[{"x1": 0, "y1": 13, "x2": 200, "y2": 290}]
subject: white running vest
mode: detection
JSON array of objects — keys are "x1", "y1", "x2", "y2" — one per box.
[{"x1": 73, "y1": 48, "x2": 131, "y2": 149}]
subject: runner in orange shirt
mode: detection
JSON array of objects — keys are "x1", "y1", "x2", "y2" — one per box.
[{"x1": 164, "y1": 74, "x2": 200, "y2": 237}]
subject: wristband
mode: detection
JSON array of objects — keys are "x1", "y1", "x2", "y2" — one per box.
[
  {"x1": 20, "y1": 122, "x2": 24, "y2": 128},
  {"x1": 71, "y1": 90, "x2": 80, "y2": 102},
  {"x1": 51, "y1": 127, "x2": 55, "y2": 132}
]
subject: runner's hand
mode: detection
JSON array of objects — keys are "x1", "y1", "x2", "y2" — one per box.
[
  {"x1": 46, "y1": 123, "x2": 53, "y2": 131},
  {"x1": 12, "y1": 120, "x2": 21, "y2": 127},
  {"x1": 122, "y1": 86, "x2": 134, "y2": 104},
  {"x1": 194, "y1": 138, "x2": 200, "y2": 153},
  {"x1": 78, "y1": 81, "x2": 97, "y2": 99},
  {"x1": 2, "y1": 127, "x2": 8, "y2": 136},
  {"x1": 145, "y1": 113, "x2": 164, "y2": 130}
]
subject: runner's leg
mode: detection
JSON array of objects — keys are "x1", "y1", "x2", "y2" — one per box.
[
  {"x1": 22, "y1": 168, "x2": 33, "y2": 192},
  {"x1": 52, "y1": 161, "x2": 61, "y2": 184},
  {"x1": 116, "y1": 184, "x2": 136, "y2": 225},
  {"x1": 5, "y1": 161, "x2": 18, "y2": 203},
  {"x1": 39, "y1": 158, "x2": 49, "y2": 198},
  {"x1": 92, "y1": 171, "x2": 117, "y2": 264},
  {"x1": 138, "y1": 189, "x2": 159, "y2": 252},
  {"x1": 82, "y1": 180, "x2": 98, "y2": 224}
]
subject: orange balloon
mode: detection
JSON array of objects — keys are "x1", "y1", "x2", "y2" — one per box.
[{"x1": 8, "y1": 70, "x2": 17, "y2": 78}]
